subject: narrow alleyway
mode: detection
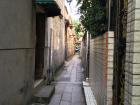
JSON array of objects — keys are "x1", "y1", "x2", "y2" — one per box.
[{"x1": 49, "y1": 55, "x2": 86, "y2": 105}]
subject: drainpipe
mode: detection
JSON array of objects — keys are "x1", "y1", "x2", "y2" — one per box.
[
  {"x1": 48, "y1": 29, "x2": 52, "y2": 85},
  {"x1": 86, "y1": 31, "x2": 89, "y2": 78},
  {"x1": 108, "y1": 0, "x2": 111, "y2": 31}
]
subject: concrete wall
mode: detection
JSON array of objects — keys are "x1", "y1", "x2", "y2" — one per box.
[
  {"x1": 42, "y1": 0, "x2": 65, "y2": 81},
  {"x1": 89, "y1": 32, "x2": 114, "y2": 105},
  {"x1": 66, "y1": 26, "x2": 75, "y2": 58},
  {"x1": 125, "y1": 0, "x2": 140, "y2": 104},
  {"x1": 0, "y1": 0, "x2": 35, "y2": 105},
  {"x1": 52, "y1": 16, "x2": 65, "y2": 72},
  {"x1": 45, "y1": 16, "x2": 65, "y2": 80},
  {"x1": 43, "y1": 17, "x2": 51, "y2": 81}
]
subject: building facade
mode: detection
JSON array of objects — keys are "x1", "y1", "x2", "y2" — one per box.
[
  {"x1": 0, "y1": 0, "x2": 67, "y2": 105},
  {"x1": 125, "y1": 0, "x2": 140, "y2": 104},
  {"x1": 0, "y1": 0, "x2": 35, "y2": 105}
]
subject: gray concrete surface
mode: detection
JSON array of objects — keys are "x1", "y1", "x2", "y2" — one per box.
[
  {"x1": 33, "y1": 85, "x2": 55, "y2": 104},
  {"x1": 49, "y1": 55, "x2": 86, "y2": 105},
  {"x1": 0, "y1": 0, "x2": 35, "y2": 105},
  {"x1": 0, "y1": 0, "x2": 34, "y2": 49}
]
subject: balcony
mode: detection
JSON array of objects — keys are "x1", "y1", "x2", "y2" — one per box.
[{"x1": 36, "y1": 0, "x2": 62, "y2": 17}]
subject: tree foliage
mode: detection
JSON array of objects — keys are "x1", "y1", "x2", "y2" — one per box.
[
  {"x1": 73, "y1": 20, "x2": 85, "y2": 39},
  {"x1": 77, "y1": 0, "x2": 107, "y2": 38}
]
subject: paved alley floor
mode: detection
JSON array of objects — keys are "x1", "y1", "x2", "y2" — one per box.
[{"x1": 49, "y1": 55, "x2": 86, "y2": 105}]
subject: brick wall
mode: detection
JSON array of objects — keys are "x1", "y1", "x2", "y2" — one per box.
[
  {"x1": 89, "y1": 32, "x2": 114, "y2": 105},
  {"x1": 125, "y1": 0, "x2": 140, "y2": 104}
]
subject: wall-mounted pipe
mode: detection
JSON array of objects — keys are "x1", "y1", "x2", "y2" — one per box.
[{"x1": 108, "y1": 0, "x2": 111, "y2": 31}]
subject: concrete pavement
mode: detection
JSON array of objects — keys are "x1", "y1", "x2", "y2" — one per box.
[{"x1": 49, "y1": 55, "x2": 86, "y2": 105}]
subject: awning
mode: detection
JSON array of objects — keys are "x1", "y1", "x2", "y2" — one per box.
[{"x1": 36, "y1": 0, "x2": 61, "y2": 17}]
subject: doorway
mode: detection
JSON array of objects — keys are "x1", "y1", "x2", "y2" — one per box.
[{"x1": 35, "y1": 13, "x2": 45, "y2": 80}]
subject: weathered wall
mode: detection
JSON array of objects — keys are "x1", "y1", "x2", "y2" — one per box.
[
  {"x1": 125, "y1": 0, "x2": 140, "y2": 104},
  {"x1": 43, "y1": 17, "x2": 51, "y2": 81},
  {"x1": 45, "y1": 16, "x2": 65, "y2": 80},
  {"x1": 0, "y1": 0, "x2": 35, "y2": 105},
  {"x1": 52, "y1": 16, "x2": 65, "y2": 72},
  {"x1": 66, "y1": 26, "x2": 75, "y2": 58},
  {"x1": 43, "y1": 0, "x2": 65, "y2": 82},
  {"x1": 89, "y1": 32, "x2": 114, "y2": 105}
]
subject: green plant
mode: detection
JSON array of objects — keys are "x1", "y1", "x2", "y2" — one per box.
[
  {"x1": 77, "y1": 0, "x2": 107, "y2": 38},
  {"x1": 73, "y1": 20, "x2": 85, "y2": 39}
]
